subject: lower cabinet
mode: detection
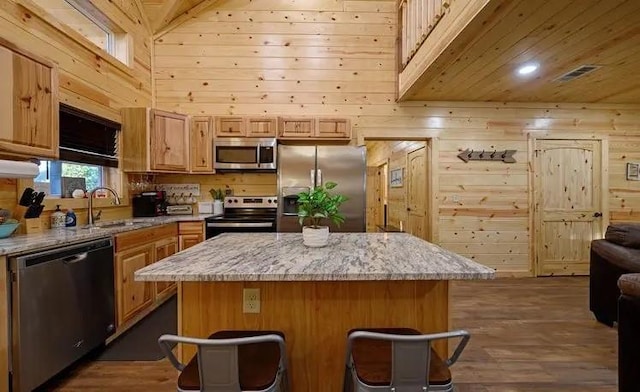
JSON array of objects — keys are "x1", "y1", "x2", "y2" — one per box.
[
  {"x1": 154, "y1": 236, "x2": 178, "y2": 298},
  {"x1": 179, "y1": 221, "x2": 205, "y2": 251},
  {"x1": 115, "y1": 243, "x2": 155, "y2": 326},
  {"x1": 114, "y1": 223, "x2": 179, "y2": 327}
]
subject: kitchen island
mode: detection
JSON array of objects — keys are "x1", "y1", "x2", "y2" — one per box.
[{"x1": 136, "y1": 232, "x2": 495, "y2": 391}]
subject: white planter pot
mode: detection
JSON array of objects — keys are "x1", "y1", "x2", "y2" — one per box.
[
  {"x1": 213, "y1": 200, "x2": 224, "y2": 215},
  {"x1": 302, "y1": 226, "x2": 329, "y2": 247}
]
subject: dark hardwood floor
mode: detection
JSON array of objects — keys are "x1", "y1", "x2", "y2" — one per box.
[{"x1": 45, "y1": 277, "x2": 618, "y2": 391}]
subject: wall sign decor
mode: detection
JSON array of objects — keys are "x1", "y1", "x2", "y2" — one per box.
[
  {"x1": 457, "y1": 149, "x2": 517, "y2": 163},
  {"x1": 626, "y1": 162, "x2": 640, "y2": 181},
  {"x1": 390, "y1": 168, "x2": 403, "y2": 188}
]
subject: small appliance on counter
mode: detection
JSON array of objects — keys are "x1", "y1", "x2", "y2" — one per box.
[
  {"x1": 166, "y1": 204, "x2": 193, "y2": 215},
  {"x1": 132, "y1": 191, "x2": 167, "y2": 217}
]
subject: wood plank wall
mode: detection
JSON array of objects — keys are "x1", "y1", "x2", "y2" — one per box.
[
  {"x1": 155, "y1": 173, "x2": 277, "y2": 202},
  {"x1": 0, "y1": 0, "x2": 152, "y2": 122},
  {"x1": 0, "y1": 0, "x2": 151, "y2": 222},
  {"x1": 153, "y1": 0, "x2": 640, "y2": 276}
]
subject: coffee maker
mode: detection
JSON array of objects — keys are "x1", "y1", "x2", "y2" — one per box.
[{"x1": 132, "y1": 191, "x2": 167, "y2": 217}]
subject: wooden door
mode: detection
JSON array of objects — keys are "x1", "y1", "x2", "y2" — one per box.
[
  {"x1": 150, "y1": 110, "x2": 189, "y2": 172},
  {"x1": 0, "y1": 46, "x2": 58, "y2": 159},
  {"x1": 154, "y1": 237, "x2": 178, "y2": 297},
  {"x1": 116, "y1": 243, "x2": 155, "y2": 326},
  {"x1": 366, "y1": 166, "x2": 379, "y2": 232},
  {"x1": 406, "y1": 147, "x2": 427, "y2": 239},
  {"x1": 246, "y1": 117, "x2": 277, "y2": 137},
  {"x1": 535, "y1": 139, "x2": 604, "y2": 276},
  {"x1": 378, "y1": 163, "x2": 388, "y2": 226},
  {"x1": 190, "y1": 116, "x2": 213, "y2": 173},
  {"x1": 216, "y1": 117, "x2": 245, "y2": 137},
  {"x1": 180, "y1": 233, "x2": 204, "y2": 251}
]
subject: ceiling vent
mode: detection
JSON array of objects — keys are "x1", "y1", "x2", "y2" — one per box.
[{"x1": 555, "y1": 65, "x2": 601, "y2": 82}]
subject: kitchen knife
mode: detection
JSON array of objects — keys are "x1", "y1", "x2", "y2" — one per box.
[
  {"x1": 33, "y1": 192, "x2": 45, "y2": 206},
  {"x1": 24, "y1": 204, "x2": 40, "y2": 219},
  {"x1": 19, "y1": 188, "x2": 35, "y2": 207}
]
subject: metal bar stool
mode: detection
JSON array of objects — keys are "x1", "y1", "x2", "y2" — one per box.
[
  {"x1": 343, "y1": 328, "x2": 470, "y2": 392},
  {"x1": 159, "y1": 330, "x2": 289, "y2": 392}
]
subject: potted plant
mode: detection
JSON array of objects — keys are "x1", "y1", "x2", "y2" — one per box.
[
  {"x1": 209, "y1": 188, "x2": 225, "y2": 215},
  {"x1": 297, "y1": 181, "x2": 348, "y2": 247}
]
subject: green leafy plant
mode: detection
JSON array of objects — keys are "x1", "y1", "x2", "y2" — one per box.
[
  {"x1": 209, "y1": 188, "x2": 224, "y2": 201},
  {"x1": 297, "y1": 181, "x2": 348, "y2": 228}
]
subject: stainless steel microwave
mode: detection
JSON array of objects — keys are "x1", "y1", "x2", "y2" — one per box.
[{"x1": 214, "y1": 138, "x2": 277, "y2": 171}]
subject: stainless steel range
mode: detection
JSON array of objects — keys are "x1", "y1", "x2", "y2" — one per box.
[{"x1": 205, "y1": 196, "x2": 278, "y2": 239}]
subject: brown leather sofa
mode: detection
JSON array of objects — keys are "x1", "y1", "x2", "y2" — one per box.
[
  {"x1": 589, "y1": 224, "x2": 640, "y2": 326},
  {"x1": 618, "y1": 274, "x2": 640, "y2": 392}
]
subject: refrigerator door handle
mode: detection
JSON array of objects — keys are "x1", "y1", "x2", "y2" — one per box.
[
  {"x1": 317, "y1": 169, "x2": 322, "y2": 186},
  {"x1": 310, "y1": 169, "x2": 315, "y2": 188}
]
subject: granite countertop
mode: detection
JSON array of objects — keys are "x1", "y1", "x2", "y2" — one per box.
[
  {"x1": 135, "y1": 232, "x2": 496, "y2": 282},
  {"x1": 0, "y1": 214, "x2": 214, "y2": 256}
]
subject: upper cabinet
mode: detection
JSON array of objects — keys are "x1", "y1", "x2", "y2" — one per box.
[
  {"x1": 215, "y1": 116, "x2": 277, "y2": 138},
  {"x1": 190, "y1": 116, "x2": 214, "y2": 172},
  {"x1": 278, "y1": 117, "x2": 351, "y2": 140},
  {"x1": 316, "y1": 118, "x2": 351, "y2": 139},
  {"x1": 0, "y1": 41, "x2": 59, "y2": 159},
  {"x1": 121, "y1": 108, "x2": 195, "y2": 173},
  {"x1": 150, "y1": 110, "x2": 190, "y2": 172},
  {"x1": 246, "y1": 117, "x2": 277, "y2": 137},
  {"x1": 215, "y1": 116, "x2": 245, "y2": 137}
]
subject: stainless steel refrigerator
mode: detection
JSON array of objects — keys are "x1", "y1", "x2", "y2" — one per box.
[{"x1": 277, "y1": 145, "x2": 366, "y2": 232}]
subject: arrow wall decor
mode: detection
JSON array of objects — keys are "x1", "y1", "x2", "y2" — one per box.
[{"x1": 457, "y1": 149, "x2": 517, "y2": 163}]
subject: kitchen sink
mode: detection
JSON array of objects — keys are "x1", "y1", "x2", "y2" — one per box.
[{"x1": 74, "y1": 221, "x2": 136, "y2": 230}]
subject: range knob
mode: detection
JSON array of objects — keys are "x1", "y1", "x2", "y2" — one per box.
[{"x1": 234, "y1": 199, "x2": 239, "y2": 203}]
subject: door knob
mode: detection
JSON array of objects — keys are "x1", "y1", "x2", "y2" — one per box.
[{"x1": 593, "y1": 212, "x2": 603, "y2": 218}]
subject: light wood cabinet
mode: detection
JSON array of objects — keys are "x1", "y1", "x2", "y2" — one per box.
[
  {"x1": 278, "y1": 117, "x2": 351, "y2": 140},
  {"x1": 150, "y1": 110, "x2": 190, "y2": 171},
  {"x1": 114, "y1": 223, "x2": 179, "y2": 327},
  {"x1": 178, "y1": 221, "x2": 205, "y2": 251},
  {"x1": 154, "y1": 236, "x2": 178, "y2": 298},
  {"x1": 0, "y1": 40, "x2": 59, "y2": 159},
  {"x1": 278, "y1": 117, "x2": 316, "y2": 139},
  {"x1": 316, "y1": 118, "x2": 351, "y2": 139},
  {"x1": 215, "y1": 116, "x2": 245, "y2": 137},
  {"x1": 115, "y1": 243, "x2": 155, "y2": 326},
  {"x1": 121, "y1": 108, "x2": 191, "y2": 173},
  {"x1": 190, "y1": 116, "x2": 214, "y2": 172},
  {"x1": 247, "y1": 117, "x2": 277, "y2": 137},
  {"x1": 215, "y1": 116, "x2": 277, "y2": 138}
]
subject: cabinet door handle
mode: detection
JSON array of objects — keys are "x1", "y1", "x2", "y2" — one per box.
[{"x1": 593, "y1": 212, "x2": 603, "y2": 218}]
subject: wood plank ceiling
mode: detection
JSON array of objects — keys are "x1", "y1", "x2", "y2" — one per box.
[
  {"x1": 139, "y1": 0, "x2": 210, "y2": 34},
  {"x1": 401, "y1": 0, "x2": 640, "y2": 103}
]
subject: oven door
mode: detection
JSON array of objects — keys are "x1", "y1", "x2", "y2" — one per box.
[
  {"x1": 214, "y1": 138, "x2": 276, "y2": 170},
  {"x1": 206, "y1": 221, "x2": 276, "y2": 239}
]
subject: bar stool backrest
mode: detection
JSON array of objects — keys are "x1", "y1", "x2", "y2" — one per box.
[
  {"x1": 159, "y1": 333, "x2": 287, "y2": 392},
  {"x1": 345, "y1": 330, "x2": 471, "y2": 392}
]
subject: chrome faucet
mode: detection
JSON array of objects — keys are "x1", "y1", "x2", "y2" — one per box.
[{"x1": 88, "y1": 186, "x2": 121, "y2": 225}]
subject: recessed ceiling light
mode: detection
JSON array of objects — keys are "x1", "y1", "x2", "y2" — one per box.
[{"x1": 517, "y1": 63, "x2": 539, "y2": 76}]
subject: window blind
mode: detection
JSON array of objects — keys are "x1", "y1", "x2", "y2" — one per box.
[{"x1": 59, "y1": 104, "x2": 120, "y2": 168}]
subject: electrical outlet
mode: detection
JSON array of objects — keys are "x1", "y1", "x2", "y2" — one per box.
[
  {"x1": 243, "y1": 288, "x2": 260, "y2": 314},
  {"x1": 452, "y1": 194, "x2": 460, "y2": 203}
]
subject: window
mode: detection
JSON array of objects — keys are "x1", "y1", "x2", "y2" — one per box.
[
  {"x1": 35, "y1": 161, "x2": 104, "y2": 197},
  {"x1": 34, "y1": 104, "x2": 121, "y2": 198},
  {"x1": 31, "y1": 0, "x2": 132, "y2": 66}
]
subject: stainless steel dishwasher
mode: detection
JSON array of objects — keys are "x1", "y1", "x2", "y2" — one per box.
[{"x1": 9, "y1": 238, "x2": 116, "y2": 392}]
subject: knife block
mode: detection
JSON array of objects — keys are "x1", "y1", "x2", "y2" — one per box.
[{"x1": 24, "y1": 218, "x2": 43, "y2": 234}]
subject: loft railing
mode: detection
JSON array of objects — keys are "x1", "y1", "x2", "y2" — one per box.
[{"x1": 399, "y1": 0, "x2": 450, "y2": 69}]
